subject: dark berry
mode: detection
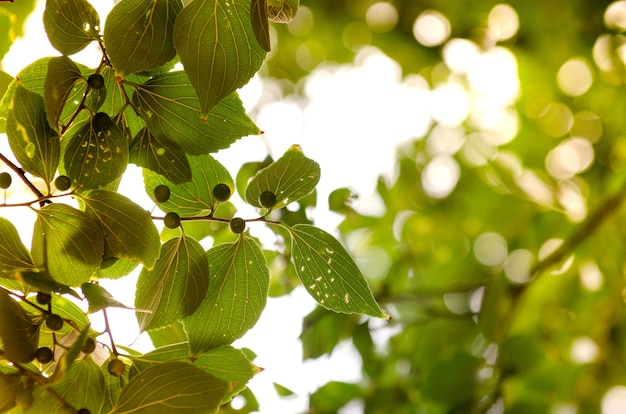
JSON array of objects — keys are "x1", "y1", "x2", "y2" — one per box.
[
  {"x1": 77, "y1": 409, "x2": 91, "y2": 414},
  {"x1": 153, "y1": 184, "x2": 171, "y2": 203},
  {"x1": 92, "y1": 112, "x2": 111, "y2": 131},
  {"x1": 229, "y1": 217, "x2": 246, "y2": 234},
  {"x1": 87, "y1": 73, "x2": 105, "y2": 90},
  {"x1": 212, "y1": 183, "x2": 231, "y2": 202},
  {"x1": 35, "y1": 346, "x2": 53, "y2": 363},
  {"x1": 0, "y1": 172, "x2": 11, "y2": 189},
  {"x1": 164, "y1": 211, "x2": 180, "y2": 229},
  {"x1": 36, "y1": 292, "x2": 52, "y2": 305},
  {"x1": 107, "y1": 358, "x2": 125, "y2": 377},
  {"x1": 45, "y1": 314, "x2": 64, "y2": 331},
  {"x1": 259, "y1": 190, "x2": 277, "y2": 208},
  {"x1": 82, "y1": 337, "x2": 96, "y2": 354},
  {"x1": 54, "y1": 175, "x2": 72, "y2": 191}
]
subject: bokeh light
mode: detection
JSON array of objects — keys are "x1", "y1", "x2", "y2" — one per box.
[
  {"x1": 473, "y1": 232, "x2": 507, "y2": 267},
  {"x1": 605, "y1": 1, "x2": 626, "y2": 30},
  {"x1": 421, "y1": 155, "x2": 460, "y2": 198},
  {"x1": 557, "y1": 58, "x2": 593, "y2": 96},
  {"x1": 488, "y1": 3, "x2": 519, "y2": 41},
  {"x1": 545, "y1": 137, "x2": 594, "y2": 179},
  {"x1": 413, "y1": 10, "x2": 451, "y2": 47},
  {"x1": 365, "y1": 2, "x2": 398, "y2": 33}
]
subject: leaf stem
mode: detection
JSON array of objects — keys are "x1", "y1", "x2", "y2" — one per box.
[{"x1": 0, "y1": 152, "x2": 47, "y2": 202}]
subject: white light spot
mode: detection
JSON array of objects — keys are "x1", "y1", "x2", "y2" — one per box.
[
  {"x1": 570, "y1": 336, "x2": 599, "y2": 364},
  {"x1": 545, "y1": 137, "x2": 594, "y2": 179},
  {"x1": 603, "y1": 386, "x2": 626, "y2": 414},
  {"x1": 579, "y1": 261, "x2": 604, "y2": 291},
  {"x1": 413, "y1": 10, "x2": 450, "y2": 47},
  {"x1": 421, "y1": 155, "x2": 460, "y2": 199},
  {"x1": 473, "y1": 232, "x2": 507, "y2": 267},
  {"x1": 504, "y1": 249, "x2": 533, "y2": 284},
  {"x1": 488, "y1": 4, "x2": 519, "y2": 41},
  {"x1": 365, "y1": 2, "x2": 398, "y2": 32},
  {"x1": 557, "y1": 58, "x2": 593, "y2": 96},
  {"x1": 605, "y1": 1, "x2": 626, "y2": 30}
]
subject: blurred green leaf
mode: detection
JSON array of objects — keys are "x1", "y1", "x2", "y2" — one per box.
[
  {"x1": 310, "y1": 381, "x2": 362, "y2": 414},
  {"x1": 0, "y1": 288, "x2": 39, "y2": 363}
]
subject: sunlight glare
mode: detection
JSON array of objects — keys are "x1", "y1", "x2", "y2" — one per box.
[
  {"x1": 413, "y1": 10, "x2": 451, "y2": 47},
  {"x1": 557, "y1": 58, "x2": 593, "y2": 96},
  {"x1": 365, "y1": 2, "x2": 398, "y2": 33},
  {"x1": 603, "y1": 386, "x2": 626, "y2": 414},
  {"x1": 605, "y1": 1, "x2": 626, "y2": 30},
  {"x1": 431, "y1": 83, "x2": 469, "y2": 126},
  {"x1": 545, "y1": 137, "x2": 594, "y2": 179},
  {"x1": 488, "y1": 4, "x2": 519, "y2": 41},
  {"x1": 421, "y1": 155, "x2": 460, "y2": 198}
]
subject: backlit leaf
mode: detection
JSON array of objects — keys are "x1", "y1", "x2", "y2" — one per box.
[
  {"x1": 43, "y1": 0, "x2": 100, "y2": 55},
  {"x1": 110, "y1": 362, "x2": 231, "y2": 414},
  {"x1": 82, "y1": 282, "x2": 133, "y2": 313},
  {"x1": 44, "y1": 56, "x2": 82, "y2": 131},
  {"x1": 130, "y1": 127, "x2": 192, "y2": 184},
  {"x1": 245, "y1": 145, "x2": 320, "y2": 209},
  {"x1": 185, "y1": 236, "x2": 269, "y2": 356},
  {"x1": 135, "y1": 235, "x2": 210, "y2": 331},
  {"x1": 81, "y1": 190, "x2": 160, "y2": 269},
  {"x1": 173, "y1": 0, "x2": 266, "y2": 118},
  {"x1": 289, "y1": 224, "x2": 389, "y2": 319},
  {"x1": 104, "y1": 0, "x2": 183, "y2": 76},
  {"x1": 32, "y1": 204, "x2": 104, "y2": 286},
  {"x1": 132, "y1": 71, "x2": 260, "y2": 154},
  {"x1": 267, "y1": 0, "x2": 299, "y2": 23},
  {"x1": 0, "y1": 217, "x2": 33, "y2": 274},
  {"x1": 251, "y1": 0, "x2": 271, "y2": 52},
  {"x1": 0, "y1": 288, "x2": 39, "y2": 363}
]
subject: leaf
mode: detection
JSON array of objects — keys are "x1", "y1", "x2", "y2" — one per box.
[
  {"x1": 110, "y1": 362, "x2": 231, "y2": 414},
  {"x1": 0, "y1": 371, "x2": 18, "y2": 413},
  {"x1": 251, "y1": 0, "x2": 271, "y2": 52},
  {"x1": 129, "y1": 127, "x2": 192, "y2": 184},
  {"x1": 0, "y1": 288, "x2": 39, "y2": 363},
  {"x1": 81, "y1": 282, "x2": 132, "y2": 313},
  {"x1": 288, "y1": 224, "x2": 389, "y2": 319},
  {"x1": 43, "y1": 0, "x2": 100, "y2": 55},
  {"x1": 185, "y1": 236, "x2": 269, "y2": 356},
  {"x1": 143, "y1": 153, "x2": 234, "y2": 216},
  {"x1": 63, "y1": 113, "x2": 129, "y2": 190},
  {"x1": 235, "y1": 157, "x2": 272, "y2": 200},
  {"x1": 0, "y1": 217, "x2": 33, "y2": 274},
  {"x1": 44, "y1": 56, "x2": 82, "y2": 131},
  {"x1": 267, "y1": 0, "x2": 299, "y2": 23},
  {"x1": 173, "y1": 0, "x2": 267, "y2": 118},
  {"x1": 18, "y1": 270, "x2": 81, "y2": 298},
  {"x1": 81, "y1": 190, "x2": 160, "y2": 269},
  {"x1": 132, "y1": 71, "x2": 260, "y2": 154},
  {"x1": 32, "y1": 204, "x2": 104, "y2": 286},
  {"x1": 310, "y1": 381, "x2": 362, "y2": 413},
  {"x1": 104, "y1": 0, "x2": 183, "y2": 76},
  {"x1": 135, "y1": 235, "x2": 210, "y2": 331},
  {"x1": 245, "y1": 145, "x2": 320, "y2": 209},
  {"x1": 6, "y1": 83, "x2": 60, "y2": 184}
]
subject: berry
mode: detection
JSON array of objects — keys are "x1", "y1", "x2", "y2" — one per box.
[
  {"x1": 54, "y1": 175, "x2": 72, "y2": 191},
  {"x1": 107, "y1": 358, "x2": 125, "y2": 377},
  {"x1": 259, "y1": 190, "x2": 277, "y2": 208},
  {"x1": 78, "y1": 409, "x2": 91, "y2": 414},
  {"x1": 35, "y1": 346, "x2": 53, "y2": 363},
  {"x1": 87, "y1": 73, "x2": 105, "y2": 90},
  {"x1": 229, "y1": 217, "x2": 246, "y2": 234},
  {"x1": 36, "y1": 292, "x2": 52, "y2": 305},
  {"x1": 92, "y1": 112, "x2": 111, "y2": 131},
  {"x1": 164, "y1": 211, "x2": 180, "y2": 229},
  {"x1": 45, "y1": 314, "x2": 64, "y2": 331},
  {"x1": 0, "y1": 172, "x2": 11, "y2": 189},
  {"x1": 212, "y1": 183, "x2": 231, "y2": 202},
  {"x1": 82, "y1": 337, "x2": 96, "y2": 354},
  {"x1": 153, "y1": 184, "x2": 171, "y2": 203}
]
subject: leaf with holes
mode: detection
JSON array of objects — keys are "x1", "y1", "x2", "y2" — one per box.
[
  {"x1": 132, "y1": 71, "x2": 260, "y2": 154},
  {"x1": 44, "y1": 56, "x2": 83, "y2": 131},
  {"x1": 43, "y1": 0, "x2": 100, "y2": 55},
  {"x1": 245, "y1": 145, "x2": 320, "y2": 210},
  {"x1": 288, "y1": 224, "x2": 389, "y2": 319},
  {"x1": 130, "y1": 127, "x2": 192, "y2": 184},
  {"x1": 173, "y1": 0, "x2": 266, "y2": 118},
  {"x1": 0, "y1": 217, "x2": 33, "y2": 274},
  {"x1": 136, "y1": 235, "x2": 210, "y2": 331},
  {"x1": 104, "y1": 0, "x2": 183, "y2": 76},
  {"x1": 185, "y1": 236, "x2": 269, "y2": 356}
]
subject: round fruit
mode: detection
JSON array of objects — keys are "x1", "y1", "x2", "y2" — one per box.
[
  {"x1": 78, "y1": 409, "x2": 91, "y2": 414},
  {"x1": 164, "y1": 211, "x2": 181, "y2": 229},
  {"x1": 36, "y1": 292, "x2": 52, "y2": 305},
  {"x1": 0, "y1": 172, "x2": 12, "y2": 189},
  {"x1": 229, "y1": 217, "x2": 246, "y2": 234},
  {"x1": 35, "y1": 347, "x2": 53, "y2": 363},
  {"x1": 82, "y1": 337, "x2": 96, "y2": 354},
  {"x1": 92, "y1": 112, "x2": 111, "y2": 131},
  {"x1": 45, "y1": 314, "x2": 64, "y2": 331},
  {"x1": 153, "y1": 184, "x2": 171, "y2": 203},
  {"x1": 87, "y1": 73, "x2": 105, "y2": 90},
  {"x1": 107, "y1": 358, "x2": 125, "y2": 377},
  {"x1": 259, "y1": 190, "x2": 277, "y2": 208},
  {"x1": 54, "y1": 175, "x2": 72, "y2": 191},
  {"x1": 212, "y1": 183, "x2": 231, "y2": 202}
]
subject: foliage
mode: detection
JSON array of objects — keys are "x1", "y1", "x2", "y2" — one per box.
[{"x1": 0, "y1": 0, "x2": 388, "y2": 413}]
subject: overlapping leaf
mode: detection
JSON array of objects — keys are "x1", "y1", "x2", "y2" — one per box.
[
  {"x1": 31, "y1": 204, "x2": 104, "y2": 286},
  {"x1": 0, "y1": 217, "x2": 33, "y2": 274},
  {"x1": 6, "y1": 83, "x2": 60, "y2": 184},
  {"x1": 43, "y1": 0, "x2": 100, "y2": 55},
  {"x1": 110, "y1": 362, "x2": 231, "y2": 414},
  {"x1": 143, "y1": 153, "x2": 233, "y2": 216},
  {"x1": 268, "y1": 0, "x2": 299, "y2": 23},
  {"x1": 104, "y1": 0, "x2": 183, "y2": 76},
  {"x1": 173, "y1": 0, "x2": 267, "y2": 118},
  {"x1": 81, "y1": 282, "x2": 131, "y2": 313},
  {"x1": 251, "y1": 0, "x2": 271, "y2": 52},
  {"x1": 289, "y1": 224, "x2": 389, "y2": 319},
  {"x1": 185, "y1": 236, "x2": 269, "y2": 356},
  {"x1": 130, "y1": 128, "x2": 192, "y2": 184},
  {"x1": 81, "y1": 190, "x2": 160, "y2": 269},
  {"x1": 0, "y1": 288, "x2": 39, "y2": 363},
  {"x1": 245, "y1": 145, "x2": 320, "y2": 209},
  {"x1": 44, "y1": 56, "x2": 82, "y2": 131},
  {"x1": 132, "y1": 71, "x2": 260, "y2": 154},
  {"x1": 135, "y1": 235, "x2": 210, "y2": 331}
]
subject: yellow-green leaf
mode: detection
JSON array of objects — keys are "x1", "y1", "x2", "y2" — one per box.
[
  {"x1": 43, "y1": 0, "x2": 100, "y2": 55},
  {"x1": 44, "y1": 56, "x2": 82, "y2": 131},
  {"x1": 0, "y1": 288, "x2": 39, "y2": 363},
  {"x1": 267, "y1": 0, "x2": 299, "y2": 23},
  {"x1": 251, "y1": 0, "x2": 271, "y2": 52},
  {"x1": 129, "y1": 128, "x2": 192, "y2": 184},
  {"x1": 0, "y1": 217, "x2": 33, "y2": 274}
]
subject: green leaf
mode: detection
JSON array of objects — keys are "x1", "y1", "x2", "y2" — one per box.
[
  {"x1": 0, "y1": 217, "x2": 33, "y2": 274},
  {"x1": 143, "y1": 153, "x2": 234, "y2": 216},
  {"x1": 130, "y1": 127, "x2": 192, "y2": 184},
  {"x1": 251, "y1": 0, "x2": 271, "y2": 52},
  {"x1": 32, "y1": 204, "x2": 104, "y2": 286},
  {"x1": 310, "y1": 381, "x2": 362, "y2": 413},
  {"x1": 0, "y1": 288, "x2": 39, "y2": 363},
  {"x1": 6, "y1": 83, "x2": 60, "y2": 185},
  {"x1": 132, "y1": 71, "x2": 260, "y2": 154},
  {"x1": 288, "y1": 224, "x2": 389, "y2": 319},
  {"x1": 0, "y1": 371, "x2": 18, "y2": 413},
  {"x1": 104, "y1": 0, "x2": 183, "y2": 76},
  {"x1": 44, "y1": 56, "x2": 83, "y2": 131},
  {"x1": 135, "y1": 235, "x2": 210, "y2": 331},
  {"x1": 173, "y1": 0, "x2": 266, "y2": 118},
  {"x1": 19, "y1": 270, "x2": 81, "y2": 298},
  {"x1": 63, "y1": 113, "x2": 129, "y2": 190},
  {"x1": 81, "y1": 190, "x2": 160, "y2": 269},
  {"x1": 110, "y1": 362, "x2": 231, "y2": 414},
  {"x1": 81, "y1": 282, "x2": 132, "y2": 313},
  {"x1": 245, "y1": 145, "x2": 320, "y2": 209},
  {"x1": 267, "y1": 0, "x2": 299, "y2": 23},
  {"x1": 185, "y1": 236, "x2": 269, "y2": 355},
  {"x1": 235, "y1": 157, "x2": 272, "y2": 200},
  {"x1": 43, "y1": 0, "x2": 100, "y2": 55},
  {"x1": 98, "y1": 66, "x2": 129, "y2": 117}
]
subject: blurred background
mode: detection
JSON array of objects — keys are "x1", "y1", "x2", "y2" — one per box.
[{"x1": 5, "y1": 0, "x2": 626, "y2": 413}]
